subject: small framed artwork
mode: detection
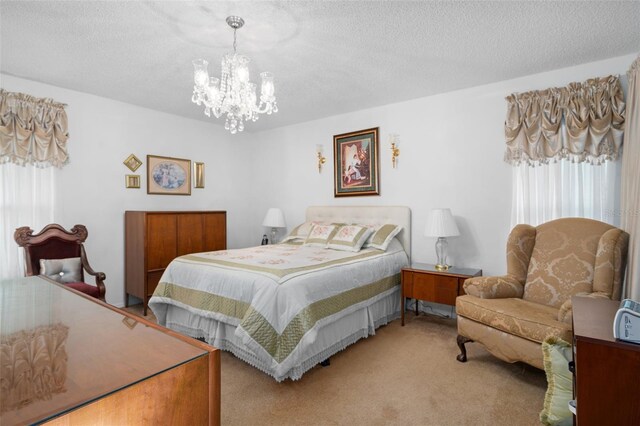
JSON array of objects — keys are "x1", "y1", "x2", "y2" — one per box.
[
  {"x1": 125, "y1": 174, "x2": 140, "y2": 188},
  {"x1": 194, "y1": 162, "x2": 205, "y2": 188},
  {"x1": 333, "y1": 127, "x2": 380, "y2": 197},
  {"x1": 123, "y1": 154, "x2": 142, "y2": 172},
  {"x1": 147, "y1": 155, "x2": 191, "y2": 195}
]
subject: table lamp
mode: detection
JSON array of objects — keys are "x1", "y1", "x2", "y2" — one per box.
[
  {"x1": 262, "y1": 208, "x2": 286, "y2": 244},
  {"x1": 424, "y1": 208, "x2": 460, "y2": 271}
]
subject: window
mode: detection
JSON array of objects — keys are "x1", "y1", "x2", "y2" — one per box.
[
  {"x1": 511, "y1": 159, "x2": 619, "y2": 227},
  {"x1": 0, "y1": 163, "x2": 55, "y2": 279}
]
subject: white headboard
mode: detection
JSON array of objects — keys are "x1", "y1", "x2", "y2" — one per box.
[{"x1": 306, "y1": 206, "x2": 411, "y2": 259}]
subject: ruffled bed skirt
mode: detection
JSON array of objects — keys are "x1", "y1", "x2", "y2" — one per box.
[{"x1": 162, "y1": 286, "x2": 400, "y2": 381}]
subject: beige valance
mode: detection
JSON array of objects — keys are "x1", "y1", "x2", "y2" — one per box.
[
  {"x1": 504, "y1": 75, "x2": 625, "y2": 166},
  {"x1": 0, "y1": 89, "x2": 69, "y2": 168}
]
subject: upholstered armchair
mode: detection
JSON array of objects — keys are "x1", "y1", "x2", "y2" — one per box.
[
  {"x1": 455, "y1": 218, "x2": 628, "y2": 369},
  {"x1": 14, "y1": 224, "x2": 106, "y2": 301}
]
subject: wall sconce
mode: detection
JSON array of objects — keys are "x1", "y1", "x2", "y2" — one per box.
[
  {"x1": 316, "y1": 144, "x2": 326, "y2": 173},
  {"x1": 390, "y1": 134, "x2": 400, "y2": 168}
]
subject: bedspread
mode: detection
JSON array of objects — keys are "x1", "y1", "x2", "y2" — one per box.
[{"x1": 149, "y1": 239, "x2": 408, "y2": 378}]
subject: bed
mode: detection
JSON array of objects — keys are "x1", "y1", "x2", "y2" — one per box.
[{"x1": 149, "y1": 206, "x2": 411, "y2": 381}]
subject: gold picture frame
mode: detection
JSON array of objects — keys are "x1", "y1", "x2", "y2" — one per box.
[
  {"x1": 123, "y1": 154, "x2": 142, "y2": 172},
  {"x1": 194, "y1": 162, "x2": 205, "y2": 188},
  {"x1": 147, "y1": 155, "x2": 191, "y2": 195},
  {"x1": 333, "y1": 127, "x2": 380, "y2": 197},
  {"x1": 125, "y1": 174, "x2": 140, "y2": 188}
]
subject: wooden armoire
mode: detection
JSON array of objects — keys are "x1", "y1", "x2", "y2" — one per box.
[{"x1": 125, "y1": 211, "x2": 227, "y2": 315}]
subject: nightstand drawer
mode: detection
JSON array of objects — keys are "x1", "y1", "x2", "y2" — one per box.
[
  {"x1": 413, "y1": 274, "x2": 458, "y2": 305},
  {"x1": 401, "y1": 264, "x2": 482, "y2": 325}
]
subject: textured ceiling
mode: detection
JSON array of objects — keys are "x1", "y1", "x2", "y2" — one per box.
[{"x1": 2, "y1": 1, "x2": 639, "y2": 133}]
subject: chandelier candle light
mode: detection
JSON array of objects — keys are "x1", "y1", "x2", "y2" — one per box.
[
  {"x1": 191, "y1": 16, "x2": 277, "y2": 134},
  {"x1": 424, "y1": 208, "x2": 460, "y2": 271}
]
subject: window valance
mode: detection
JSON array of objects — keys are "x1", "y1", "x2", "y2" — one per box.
[
  {"x1": 504, "y1": 75, "x2": 625, "y2": 166},
  {"x1": 0, "y1": 89, "x2": 69, "y2": 168}
]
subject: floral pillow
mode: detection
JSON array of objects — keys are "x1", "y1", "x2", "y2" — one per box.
[
  {"x1": 304, "y1": 224, "x2": 340, "y2": 247},
  {"x1": 363, "y1": 224, "x2": 402, "y2": 251},
  {"x1": 282, "y1": 221, "x2": 317, "y2": 242},
  {"x1": 327, "y1": 225, "x2": 374, "y2": 252}
]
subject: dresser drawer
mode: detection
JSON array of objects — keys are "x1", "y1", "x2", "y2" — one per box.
[{"x1": 147, "y1": 270, "x2": 165, "y2": 297}]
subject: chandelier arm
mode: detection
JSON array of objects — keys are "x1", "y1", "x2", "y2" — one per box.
[{"x1": 254, "y1": 103, "x2": 272, "y2": 114}]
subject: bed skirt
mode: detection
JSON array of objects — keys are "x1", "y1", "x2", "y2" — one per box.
[{"x1": 161, "y1": 286, "x2": 400, "y2": 381}]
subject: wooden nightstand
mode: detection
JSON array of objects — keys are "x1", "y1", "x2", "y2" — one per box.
[{"x1": 401, "y1": 263, "x2": 482, "y2": 326}]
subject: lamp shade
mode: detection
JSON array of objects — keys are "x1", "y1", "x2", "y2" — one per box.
[
  {"x1": 262, "y1": 208, "x2": 286, "y2": 228},
  {"x1": 424, "y1": 208, "x2": 460, "y2": 237}
]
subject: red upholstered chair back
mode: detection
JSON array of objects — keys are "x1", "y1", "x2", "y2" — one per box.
[
  {"x1": 14, "y1": 223, "x2": 107, "y2": 301},
  {"x1": 14, "y1": 224, "x2": 88, "y2": 280},
  {"x1": 24, "y1": 238, "x2": 84, "y2": 280}
]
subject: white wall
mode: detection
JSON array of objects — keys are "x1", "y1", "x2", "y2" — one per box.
[
  {"x1": 246, "y1": 54, "x2": 636, "y2": 277},
  {"x1": 2, "y1": 52, "x2": 634, "y2": 307},
  {"x1": 1, "y1": 74, "x2": 256, "y2": 307}
]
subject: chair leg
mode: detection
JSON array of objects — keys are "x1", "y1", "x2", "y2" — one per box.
[{"x1": 456, "y1": 334, "x2": 473, "y2": 362}]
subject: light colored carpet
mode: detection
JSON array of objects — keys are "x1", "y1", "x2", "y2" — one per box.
[
  {"x1": 220, "y1": 313, "x2": 546, "y2": 425},
  {"x1": 123, "y1": 306, "x2": 546, "y2": 425}
]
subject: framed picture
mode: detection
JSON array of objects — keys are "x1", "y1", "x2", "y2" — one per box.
[
  {"x1": 123, "y1": 154, "x2": 142, "y2": 172},
  {"x1": 194, "y1": 162, "x2": 205, "y2": 188},
  {"x1": 147, "y1": 155, "x2": 191, "y2": 195},
  {"x1": 333, "y1": 127, "x2": 380, "y2": 197},
  {"x1": 125, "y1": 174, "x2": 140, "y2": 188}
]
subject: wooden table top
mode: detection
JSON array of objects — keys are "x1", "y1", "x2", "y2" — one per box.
[{"x1": 0, "y1": 275, "x2": 208, "y2": 425}]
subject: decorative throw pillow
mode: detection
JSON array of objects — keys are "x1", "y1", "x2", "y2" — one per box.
[
  {"x1": 304, "y1": 224, "x2": 340, "y2": 247},
  {"x1": 327, "y1": 225, "x2": 374, "y2": 252},
  {"x1": 363, "y1": 224, "x2": 402, "y2": 251},
  {"x1": 40, "y1": 257, "x2": 82, "y2": 284},
  {"x1": 540, "y1": 336, "x2": 573, "y2": 426},
  {"x1": 282, "y1": 221, "x2": 316, "y2": 242}
]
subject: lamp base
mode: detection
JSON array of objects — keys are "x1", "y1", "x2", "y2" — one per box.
[{"x1": 434, "y1": 237, "x2": 450, "y2": 272}]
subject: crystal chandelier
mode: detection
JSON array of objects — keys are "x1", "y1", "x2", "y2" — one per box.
[{"x1": 191, "y1": 16, "x2": 277, "y2": 134}]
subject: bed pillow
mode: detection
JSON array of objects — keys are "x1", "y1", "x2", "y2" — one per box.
[
  {"x1": 40, "y1": 257, "x2": 82, "y2": 284},
  {"x1": 327, "y1": 225, "x2": 374, "y2": 252},
  {"x1": 363, "y1": 224, "x2": 402, "y2": 251},
  {"x1": 282, "y1": 221, "x2": 316, "y2": 242},
  {"x1": 539, "y1": 336, "x2": 573, "y2": 426},
  {"x1": 304, "y1": 223, "x2": 340, "y2": 247}
]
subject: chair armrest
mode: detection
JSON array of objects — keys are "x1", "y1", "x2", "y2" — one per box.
[
  {"x1": 463, "y1": 275, "x2": 524, "y2": 299},
  {"x1": 557, "y1": 292, "x2": 611, "y2": 324},
  {"x1": 558, "y1": 299, "x2": 573, "y2": 324},
  {"x1": 80, "y1": 246, "x2": 106, "y2": 301}
]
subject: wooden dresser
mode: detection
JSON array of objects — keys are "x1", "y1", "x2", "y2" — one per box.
[
  {"x1": 572, "y1": 296, "x2": 640, "y2": 425},
  {"x1": 125, "y1": 211, "x2": 227, "y2": 315}
]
